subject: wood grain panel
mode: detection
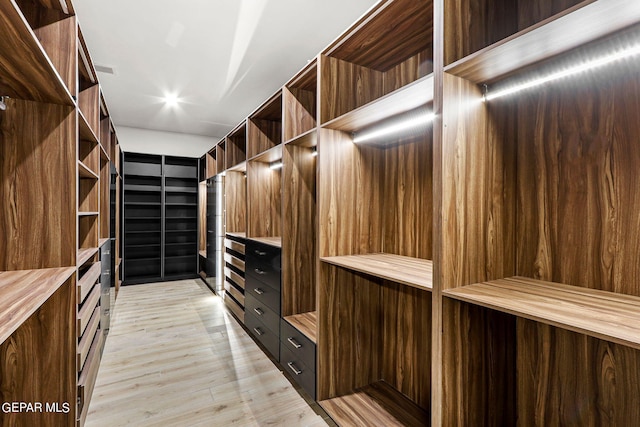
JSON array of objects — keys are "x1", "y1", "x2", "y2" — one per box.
[
  {"x1": 13, "y1": 0, "x2": 77, "y2": 97},
  {"x1": 320, "y1": 381, "x2": 429, "y2": 427},
  {"x1": 99, "y1": 158, "x2": 110, "y2": 239},
  {"x1": 319, "y1": 55, "x2": 384, "y2": 124},
  {"x1": 79, "y1": 177, "x2": 99, "y2": 213},
  {"x1": 284, "y1": 311, "x2": 317, "y2": 343},
  {"x1": 79, "y1": 139, "x2": 99, "y2": 175},
  {"x1": 0, "y1": 1, "x2": 73, "y2": 104},
  {"x1": 224, "y1": 280, "x2": 245, "y2": 306},
  {"x1": 77, "y1": 306, "x2": 100, "y2": 370},
  {"x1": 79, "y1": 215, "x2": 98, "y2": 251},
  {"x1": 0, "y1": 276, "x2": 75, "y2": 426},
  {"x1": 247, "y1": 119, "x2": 281, "y2": 159},
  {"x1": 518, "y1": 319, "x2": 640, "y2": 425},
  {"x1": 382, "y1": 281, "x2": 431, "y2": 410},
  {"x1": 247, "y1": 161, "x2": 281, "y2": 238},
  {"x1": 317, "y1": 128, "x2": 384, "y2": 257},
  {"x1": 444, "y1": 0, "x2": 587, "y2": 66},
  {"x1": 224, "y1": 267, "x2": 245, "y2": 290},
  {"x1": 100, "y1": 117, "x2": 111, "y2": 156},
  {"x1": 206, "y1": 151, "x2": 216, "y2": 179},
  {"x1": 79, "y1": 84, "x2": 100, "y2": 138},
  {"x1": 383, "y1": 49, "x2": 433, "y2": 95},
  {"x1": 441, "y1": 298, "x2": 516, "y2": 426},
  {"x1": 77, "y1": 262, "x2": 100, "y2": 304},
  {"x1": 515, "y1": 68, "x2": 640, "y2": 296},
  {"x1": 383, "y1": 131, "x2": 432, "y2": 259},
  {"x1": 438, "y1": 73, "x2": 516, "y2": 289},
  {"x1": 283, "y1": 87, "x2": 316, "y2": 142},
  {"x1": 223, "y1": 293, "x2": 245, "y2": 323},
  {"x1": 226, "y1": 126, "x2": 246, "y2": 169},
  {"x1": 282, "y1": 144, "x2": 316, "y2": 317},
  {"x1": 325, "y1": 0, "x2": 432, "y2": 72},
  {"x1": 0, "y1": 99, "x2": 76, "y2": 270},
  {"x1": 445, "y1": 277, "x2": 640, "y2": 350},
  {"x1": 216, "y1": 140, "x2": 225, "y2": 173},
  {"x1": 224, "y1": 171, "x2": 246, "y2": 233},
  {"x1": 78, "y1": 283, "x2": 100, "y2": 337},
  {"x1": 317, "y1": 263, "x2": 383, "y2": 400}
]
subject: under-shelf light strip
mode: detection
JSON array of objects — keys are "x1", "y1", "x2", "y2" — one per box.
[
  {"x1": 269, "y1": 161, "x2": 283, "y2": 170},
  {"x1": 353, "y1": 111, "x2": 436, "y2": 144},
  {"x1": 484, "y1": 43, "x2": 640, "y2": 102}
]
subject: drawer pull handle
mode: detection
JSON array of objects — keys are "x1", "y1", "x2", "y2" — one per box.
[
  {"x1": 287, "y1": 337, "x2": 302, "y2": 349},
  {"x1": 287, "y1": 362, "x2": 302, "y2": 376},
  {"x1": 255, "y1": 250, "x2": 267, "y2": 256},
  {"x1": 254, "y1": 268, "x2": 266, "y2": 275},
  {"x1": 253, "y1": 327, "x2": 264, "y2": 336},
  {"x1": 254, "y1": 288, "x2": 264, "y2": 295},
  {"x1": 253, "y1": 308, "x2": 264, "y2": 316}
]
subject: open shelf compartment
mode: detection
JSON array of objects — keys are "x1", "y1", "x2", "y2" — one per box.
[
  {"x1": 284, "y1": 60, "x2": 317, "y2": 142},
  {"x1": 248, "y1": 91, "x2": 283, "y2": 159},
  {"x1": 226, "y1": 121, "x2": 247, "y2": 169}
]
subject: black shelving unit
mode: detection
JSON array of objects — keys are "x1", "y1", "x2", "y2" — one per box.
[{"x1": 123, "y1": 153, "x2": 199, "y2": 284}]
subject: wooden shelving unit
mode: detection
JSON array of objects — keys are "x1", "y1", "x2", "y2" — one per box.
[
  {"x1": 248, "y1": 91, "x2": 283, "y2": 159},
  {"x1": 1, "y1": 2, "x2": 120, "y2": 423}
]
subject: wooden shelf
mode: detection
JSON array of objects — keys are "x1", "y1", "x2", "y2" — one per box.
[
  {"x1": 79, "y1": 109, "x2": 99, "y2": 143},
  {"x1": 99, "y1": 238, "x2": 110, "y2": 247},
  {"x1": 78, "y1": 161, "x2": 99, "y2": 179},
  {"x1": 444, "y1": 0, "x2": 640, "y2": 83},
  {"x1": 322, "y1": 74, "x2": 434, "y2": 132},
  {"x1": 199, "y1": 250, "x2": 207, "y2": 258},
  {"x1": 0, "y1": 2, "x2": 74, "y2": 105},
  {"x1": 321, "y1": 253, "x2": 432, "y2": 291},
  {"x1": 78, "y1": 211, "x2": 99, "y2": 217},
  {"x1": 78, "y1": 247, "x2": 99, "y2": 267},
  {"x1": 320, "y1": 381, "x2": 429, "y2": 427},
  {"x1": 248, "y1": 144, "x2": 283, "y2": 164},
  {"x1": 284, "y1": 128, "x2": 317, "y2": 147},
  {"x1": 444, "y1": 277, "x2": 640, "y2": 350},
  {"x1": 0, "y1": 267, "x2": 75, "y2": 345},
  {"x1": 249, "y1": 236, "x2": 282, "y2": 248},
  {"x1": 227, "y1": 232, "x2": 247, "y2": 239},
  {"x1": 284, "y1": 311, "x2": 317, "y2": 344}
]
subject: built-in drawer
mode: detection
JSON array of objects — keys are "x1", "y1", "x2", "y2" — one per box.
[
  {"x1": 245, "y1": 293, "x2": 279, "y2": 335},
  {"x1": 225, "y1": 279, "x2": 245, "y2": 306},
  {"x1": 246, "y1": 241, "x2": 281, "y2": 290},
  {"x1": 224, "y1": 266, "x2": 245, "y2": 290},
  {"x1": 245, "y1": 276, "x2": 280, "y2": 312},
  {"x1": 280, "y1": 342, "x2": 316, "y2": 400},
  {"x1": 225, "y1": 238, "x2": 245, "y2": 255},
  {"x1": 245, "y1": 310, "x2": 279, "y2": 361},
  {"x1": 280, "y1": 319, "x2": 316, "y2": 371},
  {"x1": 224, "y1": 252, "x2": 245, "y2": 271}
]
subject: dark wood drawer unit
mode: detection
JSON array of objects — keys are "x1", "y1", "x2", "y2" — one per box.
[
  {"x1": 246, "y1": 240, "x2": 281, "y2": 290},
  {"x1": 246, "y1": 276, "x2": 281, "y2": 313},
  {"x1": 245, "y1": 293, "x2": 280, "y2": 335},
  {"x1": 280, "y1": 341, "x2": 316, "y2": 400},
  {"x1": 281, "y1": 318, "x2": 316, "y2": 371},
  {"x1": 245, "y1": 310, "x2": 280, "y2": 360}
]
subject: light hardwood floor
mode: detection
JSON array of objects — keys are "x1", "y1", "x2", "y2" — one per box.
[{"x1": 86, "y1": 279, "x2": 330, "y2": 426}]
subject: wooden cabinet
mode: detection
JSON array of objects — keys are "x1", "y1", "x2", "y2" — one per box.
[{"x1": 0, "y1": 1, "x2": 122, "y2": 425}]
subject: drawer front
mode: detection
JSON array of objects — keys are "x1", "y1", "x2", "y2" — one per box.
[
  {"x1": 245, "y1": 294, "x2": 279, "y2": 335},
  {"x1": 246, "y1": 241, "x2": 281, "y2": 289},
  {"x1": 280, "y1": 343, "x2": 316, "y2": 400},
  {"x1": 245, "y1": 311, "x2": 279, "y2": 361},
  {"x1": 225, "y1": 238, "x2": 245, "y2": 255},
  {"x1": 224, "y1": 252, "x2": 245, "y2": 271},
  {"x1": 245, "y1": 276, "x2": 280, "y2": 313},
  {"x1": 280, "y1": 319, "x2": 316, "y2": 370}
]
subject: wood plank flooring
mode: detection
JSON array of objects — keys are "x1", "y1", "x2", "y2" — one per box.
[{"x1": 86, "y1": 279, "x2": 330, "y2": 426}]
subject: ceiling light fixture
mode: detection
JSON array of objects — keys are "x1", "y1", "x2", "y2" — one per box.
[
  {"x1": 353, "y1": 110, "x2": 435, "y2": 144},
  {"x1": 163, "y1": 93, "x2": 180, "y2": 107},
  {"x1": 484, "y1": 43, "x2": 640, "y2": 102},
  {"x1": 269, "y1": 161, "x2": 283, "y2": 170}
]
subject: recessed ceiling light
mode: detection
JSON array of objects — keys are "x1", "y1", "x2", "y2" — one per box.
[{"x1": 163, "y1": 93, "x2": 179, "y2": 107}]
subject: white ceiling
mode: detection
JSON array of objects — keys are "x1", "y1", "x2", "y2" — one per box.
[{"x1": 74, "y1": 0, "x2": 379, "y2": 141}]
